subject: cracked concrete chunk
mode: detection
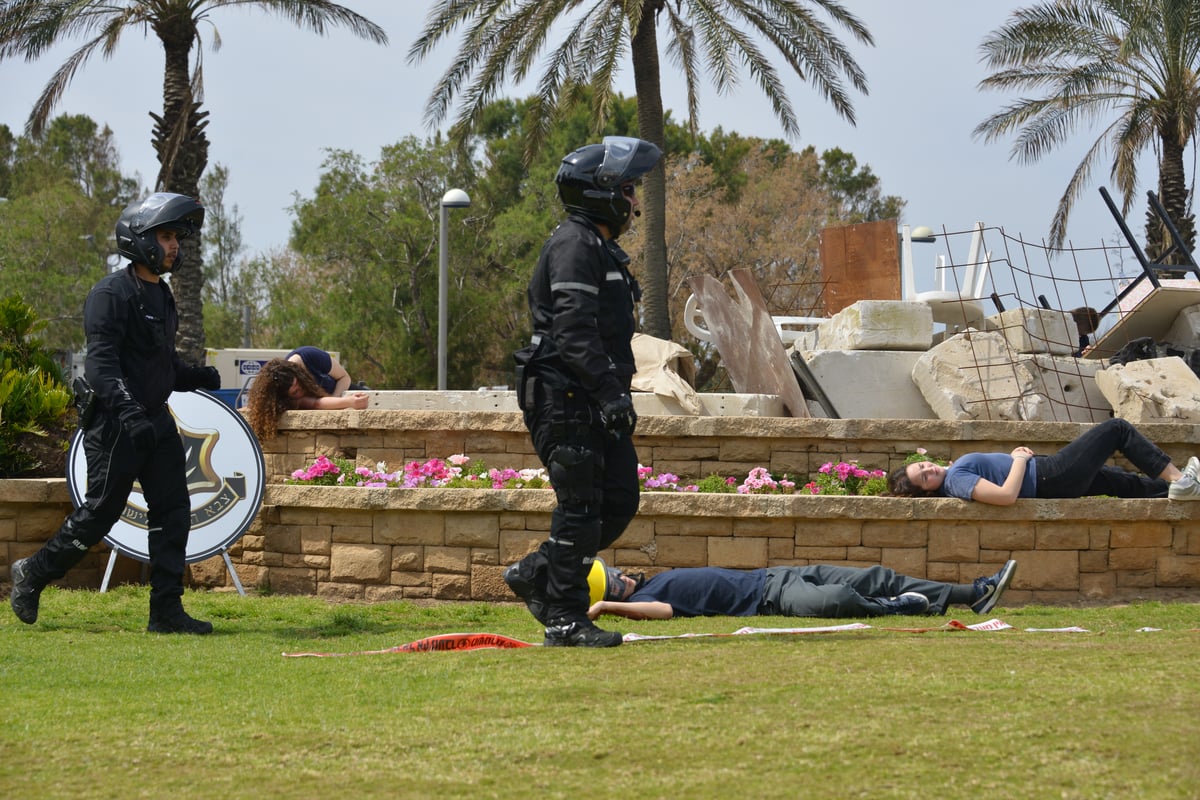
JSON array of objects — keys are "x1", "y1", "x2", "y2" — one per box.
[
  {"x1": 993, "y1": 307, "x2": 1079, "y2": 355},
  {"x1": 816, "y1": 300, "x2": 933, "y2": 351},
  {"x1": 913, "y1": 330, "x2": 1066, "y2": 421},
  {"x1": 1094, "y1": 357, "x2": 1200, "y2": 423}
]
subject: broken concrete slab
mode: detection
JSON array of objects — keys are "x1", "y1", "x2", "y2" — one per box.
[
  {"x1": 1086, "y1": 282, "x2": 1200, "y2": 360},
  {"x1": 689, "y1": 270, "x2": 811, "y2": 417},
  {"x1": 800, "y1": 350, "x2": 934, "y2": 419},
  {"x1": 913, "y1": 330, "x2": 1054, "y2": 421},
  {"x1": 1030, "y1": 354, "x2": 1112, "y2": 423},
  {"x1": 992, "y1": 307, "x2": 1079, "y2": 355},
  {"x1": 1094, "y1": 357, "x2": 1200, "y2": 423},
  {"x1": 815, "y1": 300, "x2": 933, "y2": 351}
]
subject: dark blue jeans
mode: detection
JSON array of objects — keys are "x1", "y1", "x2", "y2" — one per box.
[{"x1": 1035, "y1": 418, "x2": 1170, "y2": 498}]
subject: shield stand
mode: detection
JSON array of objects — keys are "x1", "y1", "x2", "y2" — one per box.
[{"x1": 100, "y1": 546, "x2": 246, "y2": 596}]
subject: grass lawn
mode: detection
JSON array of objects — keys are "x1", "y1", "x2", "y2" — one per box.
[{"x1": 1, "y1": 587, "x2": 1198, "y2": 799}]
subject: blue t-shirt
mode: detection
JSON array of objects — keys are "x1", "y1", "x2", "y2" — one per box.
[
  {"x1": 941, "y1": 452, "x2": 1037, "y2": 501},
  {"x1": 287, "y1": 346, "x2": 336, "y2": 394},
  {"x1": 628, "y1": 568, "x2": 766, "y2": 617}
]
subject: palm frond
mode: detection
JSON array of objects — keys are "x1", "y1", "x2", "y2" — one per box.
[
  {"x1": 662, "y1": 7, "x2": 700, "y2": 135},
  {"x1": 977, "y1": 0, "x2": 1200, "y2": 246}
]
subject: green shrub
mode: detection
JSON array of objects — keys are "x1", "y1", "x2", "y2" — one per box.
[{"x1": 0, "y1": 294, "x2": 74, "y2": 477}]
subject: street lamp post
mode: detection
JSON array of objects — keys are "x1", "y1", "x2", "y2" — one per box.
[{"x1": 438, "y1": 188, "x2": 471, "y2": 391}]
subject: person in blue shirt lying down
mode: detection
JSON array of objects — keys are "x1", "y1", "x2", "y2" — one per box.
[
  {"x1": 886, "y1": 418, "x2": 1200, "y2": 506},
  {"x1": 579, "y1": 559, "x2": 1017, "y2": 621}
]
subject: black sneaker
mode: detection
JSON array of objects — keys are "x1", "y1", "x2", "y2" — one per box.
[
  {"x1": 503, "y1": 562, "x2": 551, "y2": 625},
  {"x1": 10, "y1": 557, "x2": 43, "y2": 625},
  {"x1": 875, "y1": 592, "x2": 930, "y2": 615},
  {"x1": 543, "y1": 618, "x2": 622, "y2": 648},
  {"x1": 147, "y1": 608, "x2": 214, "y2": 635},
  {"x1": 971, "y1": 560, "x2": 1017, "y2": 614}
]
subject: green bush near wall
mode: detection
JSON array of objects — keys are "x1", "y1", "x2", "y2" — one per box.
[{"x1": 0, "y1": 293, "x2": 73, "y2": 477}]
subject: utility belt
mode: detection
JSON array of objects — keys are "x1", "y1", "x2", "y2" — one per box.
[{"x1": 515, "y1": 335, "x2": 577, "y2": 412}]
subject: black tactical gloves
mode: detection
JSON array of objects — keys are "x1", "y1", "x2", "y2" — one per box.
[{"x1": 600, "y1": 393, "x2": 637, "y2": 439}]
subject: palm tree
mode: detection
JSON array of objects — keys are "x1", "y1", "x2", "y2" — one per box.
[
  {"x1": 974, "y1": 0, "x2": 1200, "y2": 260},
  {"x1": 408, "y1": 0, "x2": 872, "y2": 340},
  {"x1": 0, "y1": 1, "x2": 388, "y2": 363}
]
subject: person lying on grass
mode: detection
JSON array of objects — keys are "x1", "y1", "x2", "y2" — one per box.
[
  {"x1": 886, "y1": 418, "x2": 1200, "y2": 506},
  {"x1": 583, "y1": 560, "x2": 1016, "y2": 621}
]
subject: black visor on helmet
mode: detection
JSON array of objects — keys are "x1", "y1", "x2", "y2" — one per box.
[{"x1": 595, "y1": 136, "x2": 658, "y2": 188}]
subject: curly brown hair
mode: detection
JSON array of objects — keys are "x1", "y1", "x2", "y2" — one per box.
[
  {"x1": 885, "y1": 464, "x2": 938, "y2": 498},
  {"x1": 243, "y1": 358, "x2": 327, "y2": 441}
]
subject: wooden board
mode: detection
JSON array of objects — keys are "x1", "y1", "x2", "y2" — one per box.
[{"x1": 818, "y1": 219, "x2": 901, "y2": 314}]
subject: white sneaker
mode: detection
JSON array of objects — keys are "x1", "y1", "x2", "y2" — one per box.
[
  {"x1": 1185, "y1": 456, "x2": 1200, "y2": 481},
  {"x1": 1168, "y1": 474, "x2": 1200, "y2": 501}
]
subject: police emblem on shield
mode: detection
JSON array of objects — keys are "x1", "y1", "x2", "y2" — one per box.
[{"x1": 67, "y1": 390, "x2": 265, "y2": 572}]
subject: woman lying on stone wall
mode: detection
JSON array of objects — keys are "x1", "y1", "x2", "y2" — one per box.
[
  {"x1": 244, "y1": 355, "x2": 368, "y2": 441},
  {"x1": 886, "y1": 418, "x2": 1200, "y2": 506}
]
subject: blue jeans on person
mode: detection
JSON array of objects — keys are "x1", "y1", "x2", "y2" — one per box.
[{"x1": 1034, "y1": 418, "x2": 1170, "y2": 498}]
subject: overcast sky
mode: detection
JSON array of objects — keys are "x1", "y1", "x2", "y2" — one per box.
[{"x1": 0, "y1": 1, "x2": 1150, "y2": 305}]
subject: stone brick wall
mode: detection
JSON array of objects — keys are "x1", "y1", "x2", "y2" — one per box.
[
  {"x1": 262, "y1": 409, "x2": 1200, "y2": 487},
  {"x1": 187, "y1": 486, "x2": 1199, "y2": 605},
  {"x1": 6, "y1": 412, "x2": 1200, "y2": 606}
]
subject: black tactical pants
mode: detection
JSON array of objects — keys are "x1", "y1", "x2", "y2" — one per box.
[
  {"x1": 30, "y1": 407, "x2": 191, "y2": 610},
  {"x1": 522, "y1": 381, "x2": 640, "y2": 623}
]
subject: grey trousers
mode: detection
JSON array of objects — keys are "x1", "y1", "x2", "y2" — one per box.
[{"x1": 759, "y1": 565, "x2": 972, "y2": 617}]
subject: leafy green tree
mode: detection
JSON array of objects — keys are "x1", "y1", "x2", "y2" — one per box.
[
  {"x1": 627, "y1": 140, "x2": 836, "y2": 389},
  {"x1": 409, "y1": 0, "x2": 873, "y2": 340},
  {"x1": 0, "y1": 0, "x2": 389, "y2": 364},
  {"x1": 200, "y1": 162, "x2": 264, "y2": 348},
  {"x1": 814, "y1": 147, "x2": 904, "y2": 224},
  {"x1": 0, "y1": 116, "x2": 139, "y2": 351},
  {"x1": 274, "y1": 137, "x2": 506, "y2": 389},
  {"x1": 974, "y1": 0, "x2": 1200, "y2": 257},
  {"x1": 478, "y1": 92, "x2": 647, "y2": 276}
]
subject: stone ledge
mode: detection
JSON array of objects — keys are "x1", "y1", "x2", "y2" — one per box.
[
  {"x1": 0, "y1": 477, "x2": 71, "y2": 503},
  {"x1": 264, "y1": 484, "x2": 1200, "y2": 523},
  {"x1": 274, "y1": 408, "x2": 1200, "y2": 444}
]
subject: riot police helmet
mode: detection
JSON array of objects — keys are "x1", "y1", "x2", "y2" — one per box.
[
  {"x1": 556, "y1": 136, "x2": 661, "y2": 234},
  {"x1": 114, "y1": 192, "x2": 205, "y2": 274}
]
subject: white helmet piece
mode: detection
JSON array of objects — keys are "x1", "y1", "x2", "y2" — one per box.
[{"x1": 114, "y1": 192, "x2": 205, "y2": 274}]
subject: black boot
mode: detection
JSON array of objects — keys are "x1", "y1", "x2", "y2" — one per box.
[
  {"x1": 147, "y1": 603, "x2": 213, "y2": 635},
  {"x1": 543, "y1": 617, "x2": 622, "y2": 648},
  {"x1": 13, "y1": 519, "x2": 95, "y2": 624},
  {"x1": 9, "y1": 558, "x2": 45, "y2": 624}
]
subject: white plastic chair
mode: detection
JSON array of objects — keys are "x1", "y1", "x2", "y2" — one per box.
[
  {"x1": 683, "y1": 293, "x2": 824, "y2": 346},
  {"x1": 901, "y1": 222, "x2": 992, "y2": 327}
]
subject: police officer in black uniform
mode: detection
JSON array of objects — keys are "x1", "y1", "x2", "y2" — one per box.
[
  {"x1": 505, "y1": 136, "x2": 662, "y2": 647},
  {"x1": 10, "y1": 193, "x2": 221, "y2": 634}
]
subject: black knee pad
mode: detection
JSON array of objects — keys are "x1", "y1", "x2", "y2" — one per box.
[{"x1": 549, "y1": 443, "x2": 600, "y2": 505}]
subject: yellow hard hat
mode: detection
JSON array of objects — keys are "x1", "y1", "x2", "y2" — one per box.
[{"x1": 587, "y1": 557, "x2": 626, "y2": 604}]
